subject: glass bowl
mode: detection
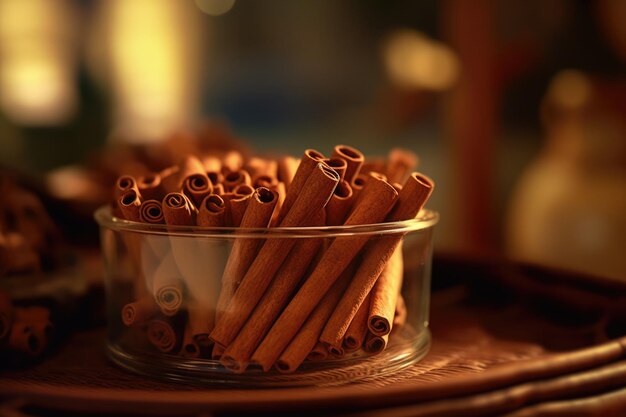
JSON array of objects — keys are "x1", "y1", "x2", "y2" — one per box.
[{"x1": 95, "y1": 206, "x2": 438, "y2": 387}]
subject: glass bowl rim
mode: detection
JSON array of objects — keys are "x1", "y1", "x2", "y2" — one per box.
[{"x1": 94, "y1": 206, "x2": 438, "y2": 238}]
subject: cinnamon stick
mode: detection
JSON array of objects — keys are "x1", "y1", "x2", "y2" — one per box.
[
  {"x1": 161, "y1": 156, "x2": 205, "y2": 193},
  {"x1": 137, "y1": 174, "x2": 163, "y2": 201},
  {"x1": 274, "y1": 149, "x2": 325, "y2": 225},
  {"x1": 368, "y1": 244, "x2": 404, "y2": 336},
  {"x1": 162, "y1": 192, "x2": 196, "y2": 225},
  {"x1": 151, "y1": 251, "x2": 185, "y2": 316},
  {"x1": 213, "y1": 187, "x2": 278, "y2": 324},
  {"x1": 114, "y1": 175, "x2": 138, "y2": 200},
  {"x1": 252, "y1": 174, "x2": 278, "y2": 189},
  {"x1": 278, "y1": 156, "x2": 299, "y2": 189},
  {"x1": 9, "y1": 321, "x2": 45, "y2": 356},
  {"x1": 220, "y1": 217, "x2": 324, "y2": 372},
  {"x1": 307, "y1": 342, "x2": 329, "y2": 361},
  {"x1": 247, "y1": 157, "x2": 277, "y2": 180},
  {"x1": 322, "y1": 158, "x2": 348, "y2": 181},
  {"x1": 251, "y1": 174, "x2": 397, "y2": 367},
  {"x1": 180, "y1": 322, "x2": 202, "y2": 358},
  {"x1": 325, "y1": 180, "x2": 353, "y2": 226},
  {"x1": 320, "y1": 173, "x2": 433, "y2": 350},
  {"x1": 229, "y1": 183, "x2": 255, "y2": 227},
  {"x1": 186, "y1": 302, "x2": 215, "y2": 353},
  {"x1": 331, "y1": 145, "x2": 364, "y2": 183},
  {"x1": 206, "y1": 170, "x2": 224, "y2": 188},
  {"x1": 158, "y1": 165, "x2": 180, "y2": 194},
  {"x1": 386, "y1": 148, "x2": 418, "y2": 184},
  {"x1": 351, "y1": 173, "x2": 368, "y2": 201},
  {"x1": 269, "y1": 263, "x2": 354, "y2": 373},
  {"x1": 182, "y1": 173, "x2": 212, "y2": 208},
  {"x1": 147, "y1": 316, "x2": 182, "y2": 353},
  {"x1": 210, "y1": 163, "x2": 339, "y2": 348},
  {"x1": 122, "y1": 296, "x2": 160, "y2": 326},
  {"x1": 196, "y1": 194, "x2": 226, "y2": 227},
  {"x1": 343, "y1": 293, "x2": 371, "y2": 353},
  {"x1": 364, "y1": 332, "x2": 387, "y2": 354},
  {"x1": 139, "y1": 200, "x2": 165, "y2": 224},
  {"x1": 223, "y1": 170, "x2": 251, "y2": 192},
  {"x1": 118, "y1": 189, "x2": 142, "y2": 222}
]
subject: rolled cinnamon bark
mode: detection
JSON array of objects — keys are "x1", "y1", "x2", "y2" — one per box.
[
  {"x1": 222, "y1": 150, "x2": 244, "y2": 174},
  {"x1": 386, "y1": 148, "x2": 418, "y2": 184},
  {"x1": 118, "y1": 189, "x2": 142, "y2": 222},
  {"x1": 274, "y1": 149, "x2": 325, "y2": 225},
  {"x1": 364, "y1": 332, "x2": 387, "y2": 354},
  {"x1": 114, "y1": 175, "x2": 138, "y2": 199},
  {"x1": 158, "y1": 165, "x2": 180, "y2": 194},
  {"x1": 214, "y1": 188, "x2": 278, "y2": 323},
  {"x1": 181, "y1": 323, "x2": 202, "y2": 358},
  {"x1": 0, "y1": 291, "x2": 12, "y2": 340},
  {"x1": 223, "y1": 170, "x2": 251, "y2": 192},
  {"x1": 229, "y1": 184, "x2": 255, "y2": 227},
  {"x1": 161, "y1": 156, "x2": 205, "y2": 193},
  {"x1": 9, "y1": 321, "x2": 44, "y2": 356},
  {"x1": 183, "y1": 173, "x2": 213, "y2": 208},
  {"x1": 278, "y1": 156, "x2": 299, "y2": 189},
  {"x1": 210, "y1": 163, "x2": 339, "y2": 349},
  {"x1": 122, "y1": 296, "x2": 160, "y2": 326},
  {"x1": 307, "y1": 342, "x2": 329, "y2": 362},
  {"x1": 360, "y1": 158, "x2": 386, "y2": 176},
  {"x1": 147, "y1": 316, "x2": 182, "y2": 353},
  {"x1": 246, "y1": 157, "x2": 278, "y2": 180},
  {"x1": 368, "y1": 244, "x2": 404, "y2": 336},
  {"x1": 351, "y1": 173, "x2": 368, "y2": 201},
  {"x1": 343, "y1": 293, "x2": 371, "y2": 353},
  {"x1": 331, "y1": 145, "x2": 364, "y2": 183},
  {"x1": 162, "y1": 193, "x2": 196, "y2": 225},
  {"x1": 325, "y1": 180, "x2": 353, "y2": 226},
  {"x1": 186, "y1": 302, "x2": 215, "y2": 352},
  {"x1": 268, "y1": 263, "x2": 354, "y2": 373},
  {"x1": 322, "y1": 158, "x2": 348, "y2": 181},
  {"x1": 252, "y1": 174, "x2": 397, "y2": 366},
  {"x1": 139, "y1": 200, "x2": 165, "y2": 224},
  {"x1": 220, "y1": 218, "x2": 324, "y2": 372},
  {"x1": 151, "y1": 251, "x2": 185, "y2": 316},
  {"x1": 206, "y1": 171, "x2": 224, "y2": 188},
  {"x1": 213, "y1": 183, "x2": 225, "y2": 196},
  {"x1": 320, "y1": 173, "x2": 433, "y2": 350},
  {"x1": 196, "y1": 194, "x2": 226, "y2": 227},
  {"x1": 269, "y1": 182, "x2": 286, "y2": 226},
  {"x1": 137, "y1": 174, "x2": 163, "y2": 201},
  {"x1": 253, "y1": 174, "x2": 278, "y2": 189}
]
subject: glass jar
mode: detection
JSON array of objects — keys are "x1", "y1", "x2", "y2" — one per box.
[{"x1": 95, "y1": 206, "x2": 438, "y2": 386}]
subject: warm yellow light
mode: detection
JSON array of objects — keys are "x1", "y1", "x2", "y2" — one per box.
[
  {"x1": 195, "y1": 0, "x2": 236, "y2": 16},
  {"x1": 101, "y1": 0, "x2": 200, "y2": 143},
  {"x1": 0, "y1": 0, "x2": 77, "y2": 125},
  {"x1": 384, "y1": 29, "x2": 460, "y2": 91}
]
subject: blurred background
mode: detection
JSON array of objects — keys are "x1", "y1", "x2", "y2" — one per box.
[{"x1": 0, "y1": 0, "x2": 624, "y2": 280}]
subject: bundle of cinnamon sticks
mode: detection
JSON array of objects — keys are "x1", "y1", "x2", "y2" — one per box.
[
  {"x1": 0, "y1": 175, "x2": 61, "y2": 277},
  {"x1": 112, "y1": 144, "x2": 433, "y2": 373}
]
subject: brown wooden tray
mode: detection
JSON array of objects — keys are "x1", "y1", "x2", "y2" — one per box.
[{"x1": 1, "y1": 255, "x2": 626, "y2": 416}]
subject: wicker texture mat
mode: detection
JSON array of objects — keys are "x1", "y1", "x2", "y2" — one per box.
[{"x1": 1, "y1": 256, "x2": 625, "y2": 416}]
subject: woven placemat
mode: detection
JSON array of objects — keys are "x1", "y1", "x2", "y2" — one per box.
[{"x1": 1, "y1": 256, "x2": 625, "y2": 416}]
